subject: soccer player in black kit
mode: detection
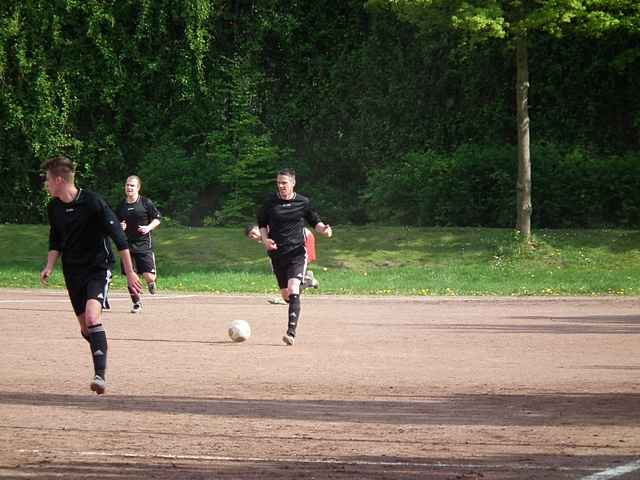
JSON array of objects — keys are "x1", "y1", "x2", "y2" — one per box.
[
  {"x1": 116, "y1": 175, "x2": 161, "y2": 313},
  {"x1": 40, "y1": 155, "x2": 141, "y2": 394},
  {"x1": 257, "y1": 169, "x2": 332, "y2": 345}
]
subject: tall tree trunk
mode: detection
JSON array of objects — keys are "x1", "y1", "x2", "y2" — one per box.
[{"x1": 516, "y1": 36, "x2": 531, "y2": 241}]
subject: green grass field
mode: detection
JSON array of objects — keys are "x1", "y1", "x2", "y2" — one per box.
[{"x1": 1, "y1": 224, "x2": 639, "y2": 296}]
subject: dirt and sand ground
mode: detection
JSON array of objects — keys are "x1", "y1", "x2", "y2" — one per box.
[{"x1": 0, "y1": 288, "x2": 639, "y2": 479}]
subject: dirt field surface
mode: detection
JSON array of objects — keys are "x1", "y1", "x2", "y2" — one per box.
[{"x1": 0, "y1": 288, "x2": 639, "y2": 479}]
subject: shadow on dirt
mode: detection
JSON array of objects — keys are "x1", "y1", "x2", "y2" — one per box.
[
  {"x1": 3, "y1": 453, "x2": 639, "y2": 480},
  {"x1": 360, "y1": 314, "x2": 640, "y2": 334},
  {"x1": 0, "y1": 391, "x2": 638, "y2": 427}
]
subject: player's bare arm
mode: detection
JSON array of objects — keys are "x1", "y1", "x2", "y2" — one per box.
[
  {"x1": 137, "y1": 218, "x2": 161, "y2": 235},
  {"x1": 40, "y1": 250, "x2": 61, "y2": 285},
  {"x1": 315, "y1": 222, "x2": 332, "y2": 238},
  {"x1": 119, "y1": 249, "x2": 142, "y2": 295},
  {"x1": 260, "y1": 227, "x2": 277, "y2": 251}
]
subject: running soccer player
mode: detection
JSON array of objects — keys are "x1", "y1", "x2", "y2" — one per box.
[
  {"x1": 245, "y1": 224, "x2": 320, "y2": 292},
  {"x1": 257, "y1": 168, "x2": 332, "y2": 346},
  {"x1": 40, "y1": 155, "x2": 142, "y2": 394},
  {"x1": 116, "y1": 175, "x2": 161, "y2": 313}
]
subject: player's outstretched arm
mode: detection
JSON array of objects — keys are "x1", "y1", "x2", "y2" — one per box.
[
  {"x1": 101, "y1": 199, "x2": 140, "y2": 294},
  {"x1": 315, "y1": 222, "x2": 332, "y2": 238},
  {"x1": 119, "y1": 249, "x2": 142, "y2": 295},
  {"x1": 40, "y1": 250, "x2": 60, "y2": 285},
  {"x1": 138, "y1": 218, "x2": 161, "y2": 235},
  {"x1": 260, "y1": 227, "x2": 277, "y2": 250}
]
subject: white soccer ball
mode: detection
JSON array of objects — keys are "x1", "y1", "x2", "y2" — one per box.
[{"x1": 228, "y1": 319, "x2": 251, "y2": 342}]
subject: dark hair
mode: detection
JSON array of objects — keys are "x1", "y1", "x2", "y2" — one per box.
[
  {"x1": 277, "y1": 168, "x2": 296, "y2": 180},
  {"x1": 244, "y1": 224, "x2": 257, "y2": 237},
  {"x1": 41, "y1": 155, "x2": 75, "y2": 182}
]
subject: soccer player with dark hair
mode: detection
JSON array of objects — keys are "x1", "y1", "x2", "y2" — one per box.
[
  {"x1": 40, "y1": 155, "x2": 142, "y2": 394},
  {"x1": 257, "y1": 168, "x2": 332, "y2": 345},
  {"x1": 116, "y1": 175, "x2": 161, "y2": 313}
]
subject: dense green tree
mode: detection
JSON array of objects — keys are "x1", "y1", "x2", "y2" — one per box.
[
  {"x1": 370, "y1": 0, "x2": 640, "y2": 239},
  {"x1": 0, "y1": 0, "x2": 639, "y2": 227}
]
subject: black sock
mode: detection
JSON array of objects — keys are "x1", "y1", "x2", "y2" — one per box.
[
  {"x1": 88, "y1": 324, "x2": 108, "y2": 379},
  {"x1": 287, "y1": 294, "x2": 300, "y2": 337},
  {"x1": 128, "y1": 287, "x2": 140, "y2": 304}
]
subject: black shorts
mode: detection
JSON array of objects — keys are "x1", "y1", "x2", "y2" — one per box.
[
  {"x1": 121, "y1": 250, "x2": 157, "y2": 275},
  {"x1": 270, "y1": 245, "x2": 308, "y2": 289},
  {"x1": 64, "y1": 268, "x2": 112, "y2": 316}
]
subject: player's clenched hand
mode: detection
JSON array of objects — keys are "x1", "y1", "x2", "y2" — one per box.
[
  {"x1": 138, "y1": 225, "x2": 151, "y2": 235},
  {"x1": 127, "y1": 271, "x2": 142, "y2": 295},
  {"x1": 120, "y1": 221, "x2": 127, "y2": 231},
  {"x1": 265, "y1": 238, "x2": 278, "y2": 251},
  {"x1": 40, "y1": 267, "x2": 52, "y2": 285}
]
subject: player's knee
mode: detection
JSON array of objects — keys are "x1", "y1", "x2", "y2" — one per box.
[{"x1": 83, "y1": 309, "x2": 101, "y2": 327}]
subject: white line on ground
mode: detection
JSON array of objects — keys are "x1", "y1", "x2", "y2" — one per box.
[
  {"x1": 579, "y1": 459, "x2": 640, "y2": 480},
  {"x1": 0, "y1": 299, "x2": 71, "y2": 303},
  {"x1": 16, "y1": 449, "x2": 602, "y2": 472},
  {"x1": 0, "y1": 294, "x2": 202, "y2": 304},
  {"x1": 0, "y1": 470, "x2": 37, "y2": 478}
]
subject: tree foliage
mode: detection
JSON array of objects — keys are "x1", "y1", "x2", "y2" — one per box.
[
  {"x1": 369, "y1": 0, "x2": 640, "y2": 237},
  {"x1": 363, "y1": 143, "x2": 640, "y2": 228},
  {"x1": 0, "y1": 0, "x2": 639, "y2": 227}
]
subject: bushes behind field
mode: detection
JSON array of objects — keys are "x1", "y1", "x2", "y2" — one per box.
[{"x1": 363, "y1": 143, "x2": 640, "y2": 228}]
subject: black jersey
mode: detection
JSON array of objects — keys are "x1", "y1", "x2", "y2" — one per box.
[
  {"x1": 115, "y1": 196, "x2": 161, "y2": 253},
  {"x1": 47, "y1": 189, "x2": 128, "y2": 273},
  {"x1": 257, "y1": 192, "x2": 322, "y2": 257}
]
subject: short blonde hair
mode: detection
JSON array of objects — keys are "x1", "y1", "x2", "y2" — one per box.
[
  {"x1": 41, "y1": 155, "x2": 75, "y2": 183},
  {"x1": 126, "y1": 175, "x2": 141, "y2": 188}
]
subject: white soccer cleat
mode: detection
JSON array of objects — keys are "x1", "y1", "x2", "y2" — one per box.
[
  {"x1": 303, "y1": 270, "x2": 319, "y2": 289},
  {"x1": 90, "y1": 375, "x2": 106, "y2": 395},
  {"x1": 130, "y1": 302, "x2": 142, "y2": 313},
  {"x1": 282, "y1": 333, "x2": 295, "y2": 346},
  {"x1": 268, "y1": 297, "x2": 287, "y2": 305}
]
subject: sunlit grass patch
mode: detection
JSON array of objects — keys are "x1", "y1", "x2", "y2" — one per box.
[{"x1": 1, "y1": 224, "x2": 639, "y2": 296}]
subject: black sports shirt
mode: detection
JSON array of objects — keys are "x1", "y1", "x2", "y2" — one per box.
[
  {"x1": 115, "y1": 196, "x2": 161, "y2": 253},
  {"x1": 257, "y1": 192, "x2": 322, "y2": 257},
  {"x1": 47, "y1": 189, "x2": 128, "y2": 273}
]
